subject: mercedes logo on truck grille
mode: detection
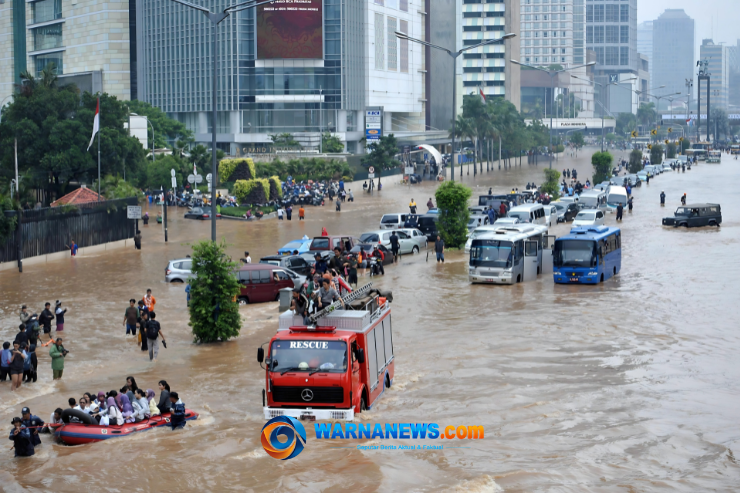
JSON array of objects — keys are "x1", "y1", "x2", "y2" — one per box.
[{"x1": 301, "y1": 389, "x2": 314, "y2": 402}]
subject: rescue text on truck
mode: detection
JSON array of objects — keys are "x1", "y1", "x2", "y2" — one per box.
[{"x1": 257, "y1": 283, "x2": 395, "y2": 421}]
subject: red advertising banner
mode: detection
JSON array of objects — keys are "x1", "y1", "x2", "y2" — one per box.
[{"x1": 257, "y1": 0, "x2": 323, "y2": 59}]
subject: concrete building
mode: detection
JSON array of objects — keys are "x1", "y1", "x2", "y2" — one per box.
[
  {"x1": 729, "y1": 40, "x2": 740, "y2": 110},
  {"x1": 519, "y1": 0, "x2": 585, "y2": 68},
  {"x1": 652, "y1": 9, "x2": 694, "y2": 109},
  {"x1": 637, "y1": 21, "x2": 652, "y2": 87},
  {"x1": 458, "y1": 0, "x2": 520, "y2": 113},
  {"x1": 0, "y1": 0, "x2": 135, "y2": 105},
  {"x1": 699, "y1": 39, "x2": 730, "y2": 111},
  {"x1": 136, "y1": 0, "x2": 451, "y2": 155}
]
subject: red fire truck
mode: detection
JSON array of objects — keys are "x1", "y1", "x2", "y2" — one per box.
[{"x1": 257, "y1": 283, "x2": 394, "y2": 421}]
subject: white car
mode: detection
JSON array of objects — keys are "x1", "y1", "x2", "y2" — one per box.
[
  {"x1": 543, "y1": 204, "x2": 557, "y2": 227},
  {"x1": 571, "y1": 209, "x2": 606, "y2": 227},
  {"x1": 493, "y1": 217, "x2": 521, "y2": 226}
]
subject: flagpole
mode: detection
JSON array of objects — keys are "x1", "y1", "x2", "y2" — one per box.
[{"x1": 97, "y1": 96, "x2": 101, "y2": 201}]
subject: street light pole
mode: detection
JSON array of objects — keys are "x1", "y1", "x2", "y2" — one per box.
[
  {"x1": 171, "y1": 0, "x2": 276, "y2": 242},
  {"x1": 396, "y1": 31, "x2": 516, "y2": 182},
  {"x1": 572, "y1": 75, "x2": 636, "y2": 153},
  {"x1": 511, "y1": 60, "x2": 596, "y2": 169}
]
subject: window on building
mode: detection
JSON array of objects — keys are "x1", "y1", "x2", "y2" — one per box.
[
  {"x1": 375, "y1": 13, "x2": 385, "y2": 70},
  {"x1": 605, "y1": 46, "x2": 619, "y2": 66},
  {"x1": 464, "y1": 53, "x2": 482, "y2": 59},
  {"x1": 374, "y1": 0, "x2": 384, "y2": 4},
  {"x1": 525, "y1": 48, "x2": 532, "y2": 55},
  {"x1": 464, "y1": 26, "x2": 482, "y2": 32},
  {"x1": 586, "y1": 5, "x2": 593, "y2": 23},
  {"x1": 32, "y1": 0, "x2": 62, "y2": 24},
  {"x1": 486, "y1": 26, "x2": 505, "y2": 31},
  {"x1": 593, "y1": 5, "x2": 604, "y2": 22},
  {"x1": 464, "y1": 67, "x2": 482, "y2": 73},
  {"x1": 32, "y1": 25, "x2": 63, "y2": 51},
  {"x1": 463, "y1": 12, "x2": 482, "y2": 18},
  {"x1": 620, "y1": 25, "x2": 629, "y2": 43},
  {"x1": 620, "y1": 47, "x2": 629, "y2": 66},
  {"x1": 400, "y1": 0, "x2": 408, "y2": 11},
  {"x1": 595, "y1": 47, "x2": 604, "y2": 65},
  {"x1": 34, "y1": 53, "x2": 63, "y2": 75},
  {"x1": 399, "y1": 19, "x2": 408, "y2": 73},
  {"x1": 605, "y1": 4, "x2": 619, "y2": 22},
  {"x1": 387, "y1": 17, "x2": 397, "y2": 71},
  {"x1": 485, "y1": 11, "x2": 503, "y2": 17},
  {"x1": 606, "y1": 25, "x2": 618, "y2": 44},
  {"x1": 620, "y1": 4, "x2": 629, "y2": 22},
  {"x1": 586, "y1": 26, "x2": 593, "y2": 43},
  {"x1": 594, "y1": 26, "x2": 604, "y2": 44}
]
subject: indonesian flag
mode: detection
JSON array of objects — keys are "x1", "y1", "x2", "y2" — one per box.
[
  {"x1": 479, "y1": 88, "x2": 486, "y2": 102},
  {"x1": 87, "y1": 98, "x2": 100, "y2": 151}
]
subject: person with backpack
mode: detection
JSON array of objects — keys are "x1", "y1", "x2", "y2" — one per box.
[
  {"x1": 22, "y1": 344, "x2": 37, "y2": 383},
  {"x1": 145, "y1": 312, "x2": 166, "y2": 361},
  {"x1": 0, "y1": 342, "x2": 11, "y2": 382}
]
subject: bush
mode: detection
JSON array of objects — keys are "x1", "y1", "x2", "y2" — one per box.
[
  {"x1": 667, "y1": 142, "x2": 677, "y2": 159},
  {"x1": 650, "y1": 144, "x2": 663, "y2": 165},
  {"x1": 219, "y1": 158, "x2": 256, "y2": 183},
  {"x1": 220, "y1": 205, "x2": 274, "y2": 217},
  {"x1": 234, "y1": 179, "x2": 267, "y2": 204},
  {"x1": 540, "y1": 168, "x2": 561, "y2": 200},
  {"x1": 434, "y1": 181, "x2": 472, "y2": 248},
  {"x1": 189, "y1": 239, "x2": 241, "y2": 343},
  {"x1": 0, "y1": 196, "x2": 19, "y2": 244},
  {"x1": 268, "y1": 176, "x2": 282, "y2": 200},
  {"x1": 628, "y1": 149, "x2": 643, "y2": 174},
  {"x1": 591, "y1": 151, "x2": 614, "y2": 185}
]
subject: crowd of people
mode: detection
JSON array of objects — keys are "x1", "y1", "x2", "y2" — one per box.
[
  {"x1": 123, "y1": 289, "x2": 167, "y2": 361},
  {"x1": 8, "y1": 378, "x2": 186, "y2": 457}
]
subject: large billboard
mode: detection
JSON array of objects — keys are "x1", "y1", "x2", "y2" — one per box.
[{"x1": 257, "y1": 0, "x2": 323, "y2": 59}]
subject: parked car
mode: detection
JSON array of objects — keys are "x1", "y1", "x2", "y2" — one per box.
[
  {"x1": 543, "y1": 204, "x2": 558, "y2": 227},
  {"x1": 277, "y1": 239, "x2": 312, "y2": 256},
  {"x1": 467, "y1": 214, "x2": 490, "y2": 231},
  {"x1": 349, "y1": 243, "x2": 394, "y2": 268},
  {"x1": 309, "y1": 235, "x2": 360, "y2": 254},
  {"x1": 662, "y1": 203, "x2": 722, "y2": 228},
  {"x1": 299, "y1": 250, "x2": 335, "y2": 267},
  {"x1": 184, "y1": 207, "x2": 221, "y2": 220},
  {"x1": 359, "y1": 229, "x2": 426, "y2": 254},
  {"x1": 417, "y1": 214, "x2": 439, "y2": 240},
  {"x1": 553, "y1": 202, "x2": 579, "y2": 222},
  {"x1": 259, "y1": 255, "x2": 312, "y2": 276},
  {"x1": 379, "y1": 213, "x2": 410, "y2": 230},
  {"x1": 398, "y1": 228, "x2": 429, "y2": 251},
  {"x1": 571, "y1": 209, "x2": 606, "y2": 227},
  {"x1": 165, "y1": 258, "x2": 192, "y2": 283},
  {"x1": 236, "y1": 264, "x2": 295, "y2": 304},
  {"x1": 625, "y1": 174, "x2": 641, "y2": 187}
]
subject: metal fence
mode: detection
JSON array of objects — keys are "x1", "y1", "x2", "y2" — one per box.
[{"x1": 1, "y1": 197, "x2": 138, "y2": 264}]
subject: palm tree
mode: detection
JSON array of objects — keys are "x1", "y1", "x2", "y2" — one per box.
[
  {"x1": 637, "y1": 102, "x2": 656, "y2": 128},
  {"x1": 449, "y1": 114, "x2": 473, "y2": 179}
]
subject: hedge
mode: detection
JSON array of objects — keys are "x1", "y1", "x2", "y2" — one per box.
[
  {"x1": 219, "y1": 158, "x2": 256, "y2": 183},
  {"x1": 269, "y1": 176, "x2": 282, "y2": 200},
  {"x1": 234, "y1": 178, "x2": 271, "y2": 204}
]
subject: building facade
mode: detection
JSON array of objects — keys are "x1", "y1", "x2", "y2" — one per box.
[
  {"x1": 519, "y1": 0, "x2": 585, "y2": 68},
  {"x1": 636, "y1": 20, "x2": 652, "y2": 87},
  {"x1": 0, "y1": 0, "x2": 135, "y2": 105},
  {"x1": 699, "y1": 39, "x2": 730, "y2": 111},
  {"x1": 652, "y1": 9, "x2": 694, "y2": 108},
  {"x1": 136, "y1": 0, "x2": 444, "y2": 154}
]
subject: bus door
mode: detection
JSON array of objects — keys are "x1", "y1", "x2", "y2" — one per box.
[
  {"x1": 523, "y1": 241, "x2": 539, "y2": 281},
  {"x1": 541, "y1": 235, "x2": 556, "y2": 274}
]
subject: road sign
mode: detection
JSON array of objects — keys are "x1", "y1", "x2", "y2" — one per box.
[
  {"x1": 679, "y1": 137, "x2": 684, "y2": 142},
  {"x1": 631, "y1": 131, "x2": 638, "y2": 138},
  {"x1": 187, "y1": 174, "x2": 195, "y2": 184},
  {"x1": 171, "y1": 177, "x2": 177, "y2": 188},
  {"x1": 368, "y1": 173, "x2": 375, "y2": 179},
  {"x1": 170, "y1": 169, "x2": 176, "y2": 177},
  {"x1": 195, "y1": 174, "x2": 203, "y2": 184},
  {"x1": 665, "y1": 140, "x2": 669, "y2": 145},
  {"x1": 668, "y1": 127, "x2": 673, "y2": 133},
  {"x1": 651, "y1": 129, "x2": 657, "y2": 136},
  {"x1": 368, "y1": 166, "x2": 375, "y2": 173},
  {"x1": 127, "y1": 205, "x2": 142, "y2": 220},
  {"x1": 405, "y1": 166, "x2": 414, "y2": 175},
  {"x1": 206, "y1": 173, "x2": 212, "y2": 183},
  {"x1": 647, "y1": 144, "x2": 653, "y2": 150}
]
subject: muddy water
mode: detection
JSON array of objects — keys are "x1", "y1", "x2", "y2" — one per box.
[{"x1": 1, "y1": 151, "x2": 739, "y2": 491}]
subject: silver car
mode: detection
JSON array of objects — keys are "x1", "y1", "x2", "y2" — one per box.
[
  {"x1": 165, "y1": 258, "x2": 192, "y2": 283},
  {"x1": 359, "y1": 229, "x2": 425, "y2": 255}
]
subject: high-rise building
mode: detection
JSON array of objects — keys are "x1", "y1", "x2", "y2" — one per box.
[
  {"x1": 519, "y1": 0, "x2": 585, "y2": 68},
  {"x1": 136, "y1": 0, "x2": 448, "y2": 154},
  {"x1": 699, "y1": 39, "x2": 730, "y2": 111},
  {"x1": 727, "y1": 40, "x2": 740, "y2": 109},
  {"x1": 652, "y1": 9, "x2": 694, "y2": 110},
  {"x1": 0, "y1": 0, "x2": 136, "y2": 105},
  {"x1": 458, "y1": 0, "x2": 520, "y2": 112},
  {"x1": 637, "y1": 21, "x2": 653, "y2": 86}
]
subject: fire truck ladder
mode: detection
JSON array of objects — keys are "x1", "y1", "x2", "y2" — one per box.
[{"x1": 307, "y1": 282, "x2": 374, "y2": 326}]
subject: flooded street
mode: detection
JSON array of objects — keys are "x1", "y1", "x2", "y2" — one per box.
[{"x1": 1, "y1": 149, "x2": 739, "y2": 492}]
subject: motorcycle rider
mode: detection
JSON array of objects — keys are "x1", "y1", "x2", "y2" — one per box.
[{"x1": 370, "y1": 246, "x2": 385, "y2": 276}]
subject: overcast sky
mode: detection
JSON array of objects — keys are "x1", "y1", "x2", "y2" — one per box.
[{"x1": 639, "y1": 0, "x2": 740, "y2": 60}]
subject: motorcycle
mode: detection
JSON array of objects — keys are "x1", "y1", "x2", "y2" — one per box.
[{"x1": 368, "y1": 257, "x2": 383, "y2": 277}]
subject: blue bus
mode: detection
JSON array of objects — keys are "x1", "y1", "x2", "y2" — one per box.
[{"x1": 553, "y1": 226, "x2": 621, "y2": 284}]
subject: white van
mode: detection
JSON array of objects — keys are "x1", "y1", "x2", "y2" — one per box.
[
  {"x1": 506, "y1": 204, "x2": 547, "y2": 226},
  {"x1": 578, "y1": 189, "x2": 608, "y2": 211},
  {"x1": 606, "y1": 186, "x2": 628, "y2": 210},
  {"x1": 379, "y1": 213, "x2": 409, "y2": 230},
  {"x1": 543, "y1": 204, "x2": 558, "y2": 227}
]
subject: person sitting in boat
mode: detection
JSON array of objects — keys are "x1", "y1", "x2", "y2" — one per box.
[
  {"x1": 169, "y1": 392, "x2": 186, "y2": 430},
  {"x1": 106, "y1": 397, "x2": 123, "y2": 426},
  {"x1": 85, "y1": 393, "x2": 99, "y2": 413},
  {"x1": 42, "y1": 408, "x2": 63, "y2": 433},
  {"x1": 133, "y1": 389, "x2": 150, "y2": 422},
  {"x1": 157, "y1": 381, "x2": 171, "y2": 414},
  {"x1": 20, "y1": 407, "x2": 43, "y2": 447},
  {"x1": 119, "y1": 394, "x2": 136, "y2": 423},
  {"x1": 121, "y1": 385, "x2": 135, "y2": 406},
  {"x1": 94, "y1": 392, "x2": 107, "y2": 413},
  {"x1": 146, "y1": 389, "x2": 160, "y2": 416},
  {"x1": 9, "y1": 417, "x2": 34, "y2": 457}
]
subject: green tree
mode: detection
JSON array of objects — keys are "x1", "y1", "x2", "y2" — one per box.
[
  {"x1": 540, "y1": 168, "x2": 561, "y2": 200},
  {"x1": 628, "y1": 149, "x2": 643, "y2": 174},
  {"x1": 321, "y1": 133, "x2": 344, "y2": 153},
  {"x1": 126, "y1": 100, "x2": 193, "y2": 150},
  {"x1": 591, "y1": 151, "x2": 614, "y2": 184},
  {"x1": 0, "y1": 194, "x2": 19, "y2": 243},
  {"x1": 270, "y1": 133, "x2": 301, "y2": 148},
  {"x1": 189, "y1": 239, "x2": 241, "y2": 343},
  {"x1": 434, "y1": 181, "x2": 472, "y2": 248},
  {"x1": 666, "y1": 142, "x2": 677, "y2": 159},
  {"x1": 711, "y1": 108, "x2": 730, "y2": 141},
  {"x1": 94, "y1": 175, "x2": 145, "y2": 201},
  {"x1": 606, "y1": 133, "x2": 617, "y2": 143},
  {"x1": 616, "y1": 113, "x2": 637, "y2": 136},
  {"x1": 363, "y1": 134, "x2": 401, "y2": 181},
  {"x1": 570, "y1": 132, "x2": 585, "y2": 148},
  {"x1": 637, "y1": 102, "x2": 656, "y2": 128},
  {"x1": 650, "y1": 144, "x2": 663, "y2": 165},
  {"x1": 680, "y1": 139, "x2": 691, "y2": 153}
]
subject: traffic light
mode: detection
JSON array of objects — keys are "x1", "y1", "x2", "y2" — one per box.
[
  {"x1": 668, "y1": 127, "x2": 673, "y2": 133},
  {"x1": 631, "y1": 131, "x2": 638, "y2": 138}
]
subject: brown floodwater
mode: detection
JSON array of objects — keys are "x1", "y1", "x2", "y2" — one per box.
[{"x1": 1, "y1": 151, "x2": 739, "y2": 492}]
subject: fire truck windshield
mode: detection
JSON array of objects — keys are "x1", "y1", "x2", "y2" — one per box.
[
  {"x1": 270, "y1": 340, "x2": 348, "y2": 373},
  {"x1": 470, "y1": 240, "x2": 513, "y2": 268}
]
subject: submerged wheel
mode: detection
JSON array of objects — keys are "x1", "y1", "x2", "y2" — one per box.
[
  {"x1": 516, "y1": 274, "x2": 521, "y2": 283},
  {"x1": 600, "y1": 273, "x2": 604, "y2": 282},
  {"x1": 412, "y1": 246, "x2": 419, "y2": 254},
  {"x1": 238, "y1": 297, "x2": 249, "y2": 305},
  {"x1": 360, "y1": 397, "x2": 367, "y2": 412},
  {"x1": 385, "y1": 374, "x2": 391, "y2": 388},
  {"x1": 613, "y1": 267, "x2": 617, "y2": 276}
]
